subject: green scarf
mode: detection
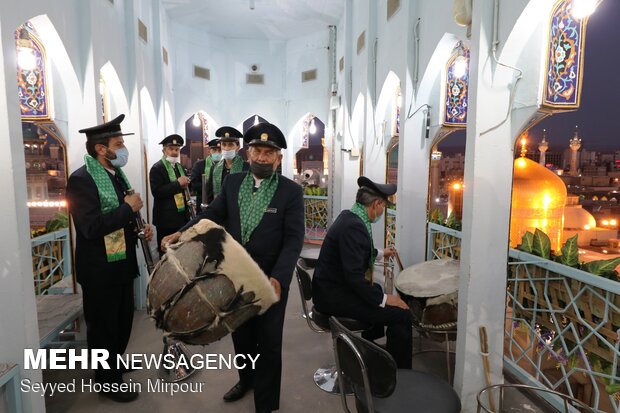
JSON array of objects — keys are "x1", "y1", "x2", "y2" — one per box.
[
  {"x1": 84, "y1": 155, "x2": 132, "y2": 263},
  {"x1": 161, "y1": 156, "x2": 186, "y2": 212},
  {"x1": 84, "y1": 154, "x2": 132, "y2": 213},
  {"x1": 204, "y1": 156, "x2": 214, "y2": 175},
  {"x1": 350, "y1": 202, "x2": 377, "y2": 268},
  {"x1": 213, "y1": 155, "x2": 244, "y2": 197},
  {"x1": 238, "y1": 172, "x2": 279, "y2": 245}
]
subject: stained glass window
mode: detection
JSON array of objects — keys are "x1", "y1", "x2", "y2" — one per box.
[
  {"x1": 443, "y1": 43, "x2": 469, "y2": 128},
  {"x1": 542, "y1": 0, "x2": 586, "y2": 109},
  {"x1": 15, "y1": 22, "x2": 50, "y2": 120}
]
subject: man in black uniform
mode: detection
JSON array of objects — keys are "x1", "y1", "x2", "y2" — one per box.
[
  {"x1": 312, "y1": 176, "x2": 413, "y2": 369},
  {"x1": 149, "y1": 134, "x2": 191, "y2": 256},
  {"x1": 190, "y1": 138, "x2": 221, "y2": 211},
  {"x1": 161, "y1": 123, "x2": 304, "y2": 413},
  {"x1": 204, "y1": 126, "x2": 249, "y2": 204},
  {"x1": 66, "y1": 114, "x2": 153, "y2": 402}
]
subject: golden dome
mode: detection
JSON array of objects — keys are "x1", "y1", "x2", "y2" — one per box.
[{"x1": 510, "y1": 157, "x2": 567, "y2": 251}]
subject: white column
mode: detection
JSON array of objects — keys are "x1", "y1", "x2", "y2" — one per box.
[
  {"x1": 454, "y1": 0, "x2": 513, "y2": 410},
  {"x1": 396, "y1": 1, "x2": 429, "y2": 266},
  {"x1": 0, "y1": 19, "x2": 45, "y2": 413}
]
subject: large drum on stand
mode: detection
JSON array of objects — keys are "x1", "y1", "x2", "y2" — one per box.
[{"x1": 395, "y1": 258, "x2": 459, "y2": 340}]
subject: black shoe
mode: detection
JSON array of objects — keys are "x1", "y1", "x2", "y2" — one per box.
[
  {"x1": 223, "y1": 381, "x2": 251, "y2": 402},
  {"x1": 99, "y1": 387, "x2": 139, "y2": 403}
]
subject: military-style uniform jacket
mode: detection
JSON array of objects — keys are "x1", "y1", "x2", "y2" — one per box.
[
  {"x1": 312, "y1": 210, "x2": 383, "y2": 312},
  {"x1": 190, "y1": 158, "x2": 210, "y2": 210},
  {"x1": 149, "y1": 160, "x2": 189, "y2": 230},
  {"x1": 184, "y1": 172, "x2": 304, "y2": 290},
  {"x1": 204, "y1": 158, "x2": 250, "y2": 204},
  {"x1": 66, "y1": 165, "x2": 139, "y2": 285}
]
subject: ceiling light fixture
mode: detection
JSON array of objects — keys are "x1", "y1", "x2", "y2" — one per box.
[
  {"x1": 192, "y1": 113, "x2": 201, "y2": 127},
  {"x1": 309, "y1": 118, "x2": 317, "y2": 134},
  {"x1": 572, "y1": 0, "x2": 598, "y2": 19},
  {"x1": 16, "y1": 28, "x2": 36, "y2": 71}
]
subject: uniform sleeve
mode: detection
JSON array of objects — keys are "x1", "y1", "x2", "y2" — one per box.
[
  {"x1": 190, "y1": 160, "x2": 204, "y2": 193},
  {"x1": 339, "y1": 223, "x2": 384, "y2": 306},
  {"x1": 150, "y1": 164, "x2": 182, "y2": 199},
  {"x1": 270, "y1": 183, "x2": 305, "y2": 290},
  {"x1": 180, "y1": 173, "x2": 229, "y2": 231},
  {"x1": 67, "y1": 173, "x2": 133, "y2": 240}
]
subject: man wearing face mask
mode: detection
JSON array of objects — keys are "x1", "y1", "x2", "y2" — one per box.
[
  {"x1": 66, "y1": 114, "x2": 153, "y2": 402},
  {"x1": 161, "y1": 123, "x2": 304, "y2": 413},
  {"x1": 190, "y1": 138, "x2": 221, "y2": 212},
  {"x1": 149, "y1": 134, "x2": 191, "y2": 256},
  {"x1": 205, "y1": 126, "x2": 249, "y2": 204},
  {"x1": 312, "y1": 176, "x2": 413, "y2": 369}
]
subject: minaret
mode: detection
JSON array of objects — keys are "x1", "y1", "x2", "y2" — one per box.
[
  {"x1": 538, "y1": 129, "x2": 549, "y2": 166},
  {"x1": 569, "y1": 126, "x2": 581, "y2": 176}
]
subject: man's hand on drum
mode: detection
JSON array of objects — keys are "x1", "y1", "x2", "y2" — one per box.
[
  {"x1": 269, "y1": 278, "x2": 281, "y2": 300},
  {"x1": 383, "y1": 247, "x2": 397, "y2": 259},
  {"x1": 143, "y1": 224, "x2": 154, "y2": 242},
  {"x1": 161, "y1": 231, "x2": 182, "y2": 252},
  {"x1": 386, "y1": 294, "x2": 409, "y2": 310}
]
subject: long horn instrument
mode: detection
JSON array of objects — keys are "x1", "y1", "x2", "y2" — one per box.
[
  {"x1": 184, "y1": 184, "x2": 197, "y2": 220},
  {"x1": 126, "y1": 189, "x2": 156, "y2": 273}
]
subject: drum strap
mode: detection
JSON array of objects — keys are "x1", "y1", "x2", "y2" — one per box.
[{"x1": 149, "y1": 272, "x2": 259, "y2": 340}]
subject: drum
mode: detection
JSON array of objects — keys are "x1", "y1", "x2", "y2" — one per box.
[
  {"x1": 395, "y1": 258, "x2": 459, "y2": 340},
  {"x1": 147, "y1": 219, "x2": 278, "y2": 345}
]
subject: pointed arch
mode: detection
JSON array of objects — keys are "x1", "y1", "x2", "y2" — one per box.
[
  {"x1": 27, "y1": 15, "x2": 84, "y2": 173},
  {"x1": 286, "y1": 112, "x2": 326, "y2": 179}
]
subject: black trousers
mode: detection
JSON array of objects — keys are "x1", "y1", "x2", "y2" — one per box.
[
  {"x1": 81, "y1": 280, "x2": 134, "y2": 383},
  {"x1": 317, "y1": 285, "x2": 413, "y2": 369},
  {"x1": 232, "y1": 289, "x2": 289, "y2": 412}
]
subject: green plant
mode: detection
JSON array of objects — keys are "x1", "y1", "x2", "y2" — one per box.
[
  {"x1": 428, "y1": 208, "x2": 461, "y2": 231},
  {"x1": 517, "y1": 230, "x2": 620, "y2": 281},
  {"x1": 44, "y1": 211, "x2": 69, "y2": 233}
]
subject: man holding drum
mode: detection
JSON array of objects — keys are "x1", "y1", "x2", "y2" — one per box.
[
  {"x1": 161, "y1": 122, "x2": 304, "y2": 413},
  {"x1": 312, "y1": 176, "x2": 413, "y2": 369}
]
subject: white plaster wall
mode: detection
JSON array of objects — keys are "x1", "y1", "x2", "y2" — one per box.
[{"x1": 169, "y1": 23, "x2": 333, "y2": 179}]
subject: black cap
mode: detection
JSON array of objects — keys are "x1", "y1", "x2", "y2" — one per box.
[
  {"x1": 207, "y1": 138, "x2": 221, "y2": 148},
  {"x1": 357, "y1": 176, "x2": 396, "y2": 200},
  {"x1": 215, "y1": 126, "x2": 243, "y2": 142},
  {"x1": 78, "y1": 114, "x2": 134, "y2": 141},
  {"x1": 159, "y1": 134, "x2": 184, "y2": 147},
  {"x1": 243, "y1": 122, "x2": 287, "y2": 150}
]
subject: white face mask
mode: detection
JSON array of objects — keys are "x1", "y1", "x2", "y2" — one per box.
[
  {"x1": 221, "y1": 149, "x2": 237, "y2": 160},
  {"x1": 166, "y1": 156, "x2": 179, "y2": 164}
]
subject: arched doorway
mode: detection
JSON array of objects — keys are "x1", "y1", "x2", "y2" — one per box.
[
  {"x1": 292, "y1": 114, "x2": 328, "y2": 241},
  {"x1": 16, "y1": 21, "x2": 73, "y2": 295}
]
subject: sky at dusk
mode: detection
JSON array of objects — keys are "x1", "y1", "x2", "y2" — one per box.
[{"x1": 440, "y1": 0, "x2": 620, "y2": 153}]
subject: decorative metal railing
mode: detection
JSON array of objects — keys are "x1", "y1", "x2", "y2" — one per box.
[
  {"x1": 31, "y1": 228, "x2": 72, "y2": 295},
  {"x1": 427, "y1": 222, "x2": 462, "y2": 260},
  {"x1": 426, "y1": 223, "x2": 620, "y2": 411},
  {"x1": 506, "y1": 250, "x2": 620, "y2": 412},
  {"x1": 304, "y1": 195, "x2": 328, "y2": 240}
]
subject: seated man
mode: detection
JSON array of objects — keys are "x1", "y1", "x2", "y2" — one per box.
[{"x1": 312, "y1": 176, "x2": 413, "y2": 368}]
